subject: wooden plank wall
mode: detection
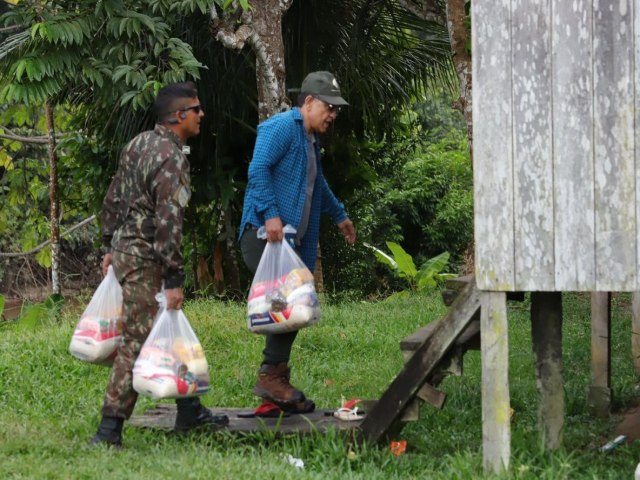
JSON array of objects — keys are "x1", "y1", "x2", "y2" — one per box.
[{"x1": 473, "y1": 0, "x2": 636, "y2": 292}]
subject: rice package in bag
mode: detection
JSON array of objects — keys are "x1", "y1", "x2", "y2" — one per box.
[
  {"x1": 247, "y1": 225, "x2": 321, "y2": 334},
  {"x1": 69, "y1": 265, "x2": 123, "y2": 364},
  {"x1": 133, "y1": 301, "x2": 209, "y2": 400}
]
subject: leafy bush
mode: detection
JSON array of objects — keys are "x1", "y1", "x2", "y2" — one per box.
[
  {"x1": 320, "y1": 93, "x2": 472, "y2": 300},
  {"x1": 364, "y1": 241, "x2": 455, "y2": 298}
]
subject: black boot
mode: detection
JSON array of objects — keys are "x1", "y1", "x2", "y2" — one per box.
[
  {"x1": 174, "y1": 397, "x2": 229, "y2": 434},
  {"x1": 89, "y1": 416, "x2": 124, "y2": 447}
]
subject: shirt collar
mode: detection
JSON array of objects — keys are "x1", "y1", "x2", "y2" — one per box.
[
  {"x1": 154, "y1": 123, "x2": 185, "y2": 148},
  {"x1": 292, "y1": 107, "x2": 303, "y2": 122}
]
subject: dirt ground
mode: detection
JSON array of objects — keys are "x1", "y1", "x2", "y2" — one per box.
[{"x1": 614, "y1": 402, "x2": 640, "y2": 442}]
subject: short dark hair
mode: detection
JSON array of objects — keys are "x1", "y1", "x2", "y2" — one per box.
[
  {"x1": 297, "y1": 92, "x2": 310, "y2": 107},
  {"x1": 153, "y1": 82, "x2": 198, "y2": 122}
]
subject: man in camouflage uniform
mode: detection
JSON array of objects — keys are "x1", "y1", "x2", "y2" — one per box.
[{"x1": 91, "y1": 82, "x2": 228, "y2": 447}]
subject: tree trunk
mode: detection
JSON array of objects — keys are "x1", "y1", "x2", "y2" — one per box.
[
  {"x1": 213, "y1": 242, "x2": 225, "y2": 294},
  {"x1": 188, "y1": 202, "x2": 200, "y2": 294},
  {"x1": 224, "y1": 209, "x2": 242, "y2": 296},
  {"x1": 45, "y1": 100, "x2": 60, "y2": 296},
  {"x1": 445, "y1": 0, "x2": 474, "y2": 274},
  {"x1": 446, "y1": 0, "x2": 473, "y2": 159},
  {"x1": 250, "y1": 0, "x2": 290, "y2": 121},
  {"x1": 314, "y1": 244, "x2": 324, "y2": 293},
  {"x1": 209, "y1": 0, "x2": 292, "y2": 121}
]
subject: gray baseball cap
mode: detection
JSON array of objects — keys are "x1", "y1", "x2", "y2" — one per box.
[{"x1": 300, "y1": 71, "x2": 349, "y2": 106}]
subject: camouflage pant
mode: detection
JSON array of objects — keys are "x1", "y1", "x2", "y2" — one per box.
[{"x1": 101, "y1": 251, "x2": 162, "y2": 419}]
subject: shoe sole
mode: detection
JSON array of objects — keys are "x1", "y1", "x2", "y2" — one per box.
[
  {"x1": 173, "y1": 423, "x2": 227, "y2": 434},
  {"x1": 252, "y1": 385, "x2": 305, "y2": 404}
]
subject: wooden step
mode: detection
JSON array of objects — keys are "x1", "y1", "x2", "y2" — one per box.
[{"x1": 400, "y1": 313, "x2": 480, "y2": 361}]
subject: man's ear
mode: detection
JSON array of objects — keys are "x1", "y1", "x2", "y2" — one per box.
[{"x1": 166, "y1": 110, "x2": 183, "y2": 124}]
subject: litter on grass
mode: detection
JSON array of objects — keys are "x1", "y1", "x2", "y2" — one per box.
[{"x1": 284, "y1": 454, "x2": 304, "y2": 469}]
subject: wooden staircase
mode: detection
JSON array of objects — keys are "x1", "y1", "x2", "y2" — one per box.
[{"x1": 357, "y1": 276, "x2": 522, "y2": 443}]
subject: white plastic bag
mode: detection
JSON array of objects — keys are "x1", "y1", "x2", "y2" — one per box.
[
  {"x1": 133, "y1": 296, "x2": 209, "y2": 399},
  {"x1": 247, "y1": 225, "x2": 321, "y2": 334},
  {"x1": 69, "y1": 265, "x2": 123, "y2": 364}
]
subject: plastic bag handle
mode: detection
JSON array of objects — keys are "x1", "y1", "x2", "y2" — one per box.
[
  {"x1": 155, "y1": 291, "x2": 167, "y2": 310},
  {"x1": 106, "y1": 264, "x2": 116, "y2": 278},
  {"x1": 256, "y1": 224, "x2": 297, "y2": 240}
]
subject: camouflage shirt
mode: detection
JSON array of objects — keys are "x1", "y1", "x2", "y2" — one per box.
[{"x1": 101, "y1": 124, "x2": 191, "y2": 289}]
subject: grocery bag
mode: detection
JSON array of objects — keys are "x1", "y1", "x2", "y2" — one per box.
[
  {"x1": 69, "y1": 265, "x2": 123, "y2": 364},
  {"x1": 133, "y1": 295, "x2": 209, "y2": 399},
  {"x1": 247, "y1": 225, "x2": 321, "y2": 334}
]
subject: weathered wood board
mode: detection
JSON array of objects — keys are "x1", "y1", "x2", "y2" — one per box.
[
  {"x1": 473, "y1": 0, "x2": 514, "y2": 290},
  {"x1": 473, "y1": 0, "x2": 637, "y2": 292},
  {"x1": 480, "y1": 291, "x2": 510, "y2": 472},
  {"x1": 129, "y1": 404, "x2": 364, "y2": 435}
]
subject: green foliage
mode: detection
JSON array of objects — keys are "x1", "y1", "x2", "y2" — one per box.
[
  {"x1": 0, "y1": 294, "x2": 4, "y2": 318},
  {"x1": 0, "y1": 1, "x2": 207, "y2": 271},
  {"x1": 321, "y1": 92, "x2": 472, "y2": 300},
  {"x1": 0, "y1": 0, "x2": 204, "y2": 107},
  {"x1": 0, "y1": 102, "x2": 101, "y2": 267},
  {"x1": 14, "y1": 294, "x2": 63, "y2": 331},
  {"x1": 365, "y1": 241, "x2": 454, "y2": 295}
]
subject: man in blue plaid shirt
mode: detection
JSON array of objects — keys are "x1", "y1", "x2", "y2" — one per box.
[{"x1": 239, "y1": 71, "x2": 356, "y2": 414}]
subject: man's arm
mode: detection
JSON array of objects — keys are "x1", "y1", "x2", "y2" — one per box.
[
  {"x1": 100, "y1": 165, "x2": 125, "y2": 255},
  {"x1": 151, "y1": 148, "x2": 190, "y2": 294},
  {"x1": 318, "y1": 170, "x2": 356, "y2": 244},
  {"x1": 247, "y1": 119, "x2": 293, "y2": 232},
  {"x1": 100, "y1": 151, "x2": 129, "y2": 276}
]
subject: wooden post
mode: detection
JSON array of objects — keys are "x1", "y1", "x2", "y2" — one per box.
[
  {"x1": 531, "y1": 292, "x2": 563, "y2": 450},
  {"x1": 632, "y1": 293, "x2": 640, "y2": 374},
  {"x1": 587, "y1": 292, "x2": 612, "y2": 416},
  {"x1": 480, "y1": 291, "x2": 510, "y2": 473}
]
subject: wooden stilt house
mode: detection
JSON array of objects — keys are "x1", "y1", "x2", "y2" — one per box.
[{"x1": 473, "y1": 0, "x2": 638, "y2": 472}]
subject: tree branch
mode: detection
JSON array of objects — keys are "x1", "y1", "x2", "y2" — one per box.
[
  {"x1": 209, "y1": 2, "x2": 253, "y2": 50},
  {"x1": 0, "y1": 214, "x2": 97, "y2": 258},
  {"x1": 279, "y1": 0, "x2": 293, "y2": 12},
  {"x1": 0, "y1": 125, "x2": 50, "y2": 144},
  {"x1": 0, "y1": 125, "x2": 79, "y2": 145},
  {"x1": 0, "y1": 25, "x2": 21, "y2": 34},
  {"x1": 247, "y1": 31, "x2": 282, "y2": 112}
]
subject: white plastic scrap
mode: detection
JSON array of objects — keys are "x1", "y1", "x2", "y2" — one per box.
[{"x1": 285, "y1": 454, "x2": 304, "y2": 469}]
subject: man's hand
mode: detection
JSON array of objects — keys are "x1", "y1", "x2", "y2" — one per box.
[
  {"x1": 102, "y1": 253, "x2": 113, "y2": 277},
  {"x1": 337, "y1": 219, "x2": 356, "y2": 245},
  {"x1": 165, "y1": 287, "x2": 184, "y2": 310},
  {"x1": 265, "y1": 217, "x2": 284, "y2": 242}
]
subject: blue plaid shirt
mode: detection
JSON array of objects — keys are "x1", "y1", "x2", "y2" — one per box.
[{"x1": 239, "y1": 107, "x2": 348, "y2": 271}]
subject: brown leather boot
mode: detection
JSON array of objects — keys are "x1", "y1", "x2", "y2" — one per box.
[{"x1": 252, "y1": 363, "x2": 305, "y2": 404}]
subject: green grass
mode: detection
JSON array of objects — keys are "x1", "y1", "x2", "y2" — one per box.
[{"x1": 1, "y1": 291, "x2": 640, "y2": 479}]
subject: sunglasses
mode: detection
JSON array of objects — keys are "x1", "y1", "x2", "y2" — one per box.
[
  {"x1": 179, "y1": 104, "x2": 203, "y2": 114},
  {"x1": 313, "y1": 97, "x2": 341, "y2": 114}
]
